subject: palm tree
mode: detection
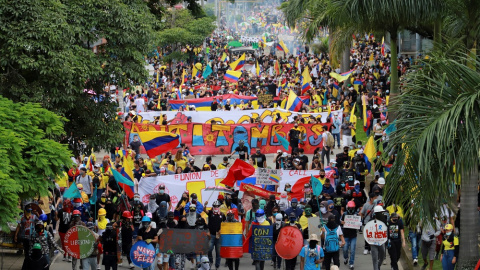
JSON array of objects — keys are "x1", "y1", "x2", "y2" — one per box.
[{"x1": 386, "y1": 43, "x2": 480, "y2": 268}]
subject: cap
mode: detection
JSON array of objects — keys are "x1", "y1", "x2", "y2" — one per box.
[
  {"x1": 357, "y1": 149, "x2": 364, "y2": 154},
  {"x1": 354, "y1": 180, "x2": 360, "y2": 185},
  {"x1": 377, "y1": 151, "x2": 382, "y2": 156},
  {"x1": 275, "y1": 213, "x2": 283, "y2": 220},
  {"x1": 445, "y1": 224, "x2": 454, "y2": 230},
  {"x1": 327, "y1": 200, "x2": 334, "y2": 205},
  {"x1": 378, "y1": 177, "x2": 386, "y2": 185},
  {"x1": 347, "y1": 201, "x2": 356, "y2": 208},
  {"x1": 330, "y1": 159, "x2": 337, "y2": 164},
  {"x1": 77, "y1": 184, "x2": 83, "y2": 190},
  {"x1": 291, "y1": 198, "x2": 298, "y2": 203}
]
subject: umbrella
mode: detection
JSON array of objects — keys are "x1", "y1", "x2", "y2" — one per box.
[
  {"x1": 204, "y1": 186, "x2": 234, "y2": 194},
  {"x1": 227, "y1": 41, "x2": 243, "y2": 47}
]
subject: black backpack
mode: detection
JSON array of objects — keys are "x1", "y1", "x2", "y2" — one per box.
[{"x1": 354, "y1": 157, "x2": 366, "y2": 175}]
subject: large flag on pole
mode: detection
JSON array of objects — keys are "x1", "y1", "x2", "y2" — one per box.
[
  {"x1": 137, "y1": 131, "x2": 180, "y2": 158},
  {"x1": 283, "y1": 91, "x2": 304, "y2": 112},
  {"x1": 229, "y1": 53, "x2": 245, "y2": 71}
]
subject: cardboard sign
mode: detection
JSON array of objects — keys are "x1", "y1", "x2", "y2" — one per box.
[
  {"x1": 130, "y1": 241, "x2": 156, "y2": 268},
  {"x1": 344, "y1": 215, "x2": 362, "y2": 229},
  {"x1": 250, "y1": 225, "x2": 273, "y2": 261},
  {"x1": 363, "y1": 220, "x2": 388, "y2": 246},
  {"x1": 275, "y1": 226, "x2": 303, "y2": 259},
  {"x1": 256, "y1": 168, "x2": 281, "y2": 185},
  {"x1": 308, "y1": 218, "x2": 322, "y2": 237},
  {"x1": 158, "y1": 229, "x2": 209, "y2": 254},
  {"x1": 63, "y1": 226, "x2": 96, "y2": 259},
  {"x1": 257, "y1": 93, "x2": 273, "y2": 106},
  {"x1": 220, "y1": 223, "x2": 243, "y2": 258}
]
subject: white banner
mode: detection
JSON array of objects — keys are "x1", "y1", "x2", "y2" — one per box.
[
  {"x1": 137, "y1": 169, "x2": 320, "y2": 208},
  {"x1": 256, "y1": 168, "x2": 281, "y2": 185},
  {"x1": 140, "y1": 108, "x2": 343, "y2": 124}
]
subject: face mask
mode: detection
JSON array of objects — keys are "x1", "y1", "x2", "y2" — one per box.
[
  {"x1": 357, "y1": 145, "x2": 361, "y2": 148},
  {"x1": 377, "y1": 156, "x2": 380, "y2": 159},
  {"x1": 256, "y1": 150, "x2": 260, "y2": 154},
  {"x1": 190, "y1": 209, "x2": 196, "y2": 213},
  {"x1": 391, "y1": 219, "x2": 398, "y2": 223},
  {"x1": 213, "y1": 207, "x2": 220, "y2": 214},
  {"x1": 286, "y1": 188, "x2": 291, "y2": 192},
  {"x1": 259, "y1": 204, "x2": 265, "y2": 209},
  {"x1": 341, "y1": 183, "x2": 345, "y2": 187},
  {"x1": 320, "y1": 174, "x2": 325, "y2": 178},
  {"x1": 142, "y1": 222, "x2": 150, "y2": 227},
  {"x1": 99, "y1": 215, "x2": 106, "y2": 220},
  {"x1": 159, "y1": 190, "x2": 165, "y2": 195},
  {"x1": 445, "y1": 232, "x2": 452, "y2": 236},
  {"x1": 291, "y1": 202, "x2": 297, "y2": 208},
  {"x1": 26, "y1": 209, "x2": 32, "y2": 213},
  {"x1": 275, "y1": 220, "x2": 282, "y2": 224},
  {"x1": 305, "y1": 209, "x2": 312, "y2": 216},
  {"x1": 329, "y1": 205, "x2": 334, "y2": 209},
  {"x1": 134, "y1": 197, "x2": 140, "y2": 202},
  {"x1": 349, "y1": 146, "x2": 354, "y2": 150},
  {"x1": 309, "y1": 241, "x2": 317, "y2": 249},
  {"x1": 347, "y1": 208, "x2": 355, "y2": 214},
  {"x1": 192, "y1": 199, "x2": 197, "y2": 204},
  {"x1": 73, "y1": 203, "x2": 81, "y2": 208},
  {"x1": 101, "y1": 198, "x2": 106, "y2": 203},
  {"x1": 320, "y1": 207, "x2": 327, "y2": 214},
  {"x1": 256, "y1": 216, "x2": 266, "y2": 223}
]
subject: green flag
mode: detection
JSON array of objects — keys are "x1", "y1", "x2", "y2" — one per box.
[
  {"x1": 112, "y1": 168, "x2": 135, "y2": 186},
  {"x1": 202, "y1": 64, "x2": 213, "y2": 79},
  {"x1": 311, "y1": 175, "x2": 323, "y2": 197},
  {"x1": 275, "y1": 132, "x2": 290, "y2": 151},
  {"x1": 63, "y1": 182, "x2": 82, "y2": 199}
]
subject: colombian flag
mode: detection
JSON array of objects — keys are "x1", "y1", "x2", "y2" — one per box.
[
  {"x1": 301, "y1": 67, "x2": 312, "y2": 95},
  {"x1": 221, "y1": 52, "x2": 228, "y2": 62},
  {"x1": 137, "y1": 131, "x2": 180, "y2": 158},
  {"x1": 229, "y1": 53, "x2": 245, "y2": 71},
  {"x1": 224, "y1": 70, "x2": 242, "y2": 83},
  {"x1": 268, "y1": 174, "x2": 280, "y2": 183},
  {"x1": 353, "y1": 79, "x2": 363, "y2": 90},
  {"x1": 276, "y1": 40, "x2": 289, "y2": 54},
  {"x1": 283, "y1": 90, "x2": 303, "y2": 112}
]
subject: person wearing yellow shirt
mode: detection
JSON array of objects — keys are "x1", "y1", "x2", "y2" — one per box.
[
  {"x1": 217, "y1": 157, "x2": 231, "y2": 169},
  {"x1": 440, "y1": 224, "x2": 458, "y2": 270},
  {"x1": 77, "y1": 184, "x2": 90, "y2": 204},
  {"x1": 386, "y1": 204, "x2": 404, "y2": 219},
  {"x1": 298, "y1": 205, "x2": 316, "y2": 244},
  {"x1": 173, "y1": 149, "x2": 188, "y2": 170}
]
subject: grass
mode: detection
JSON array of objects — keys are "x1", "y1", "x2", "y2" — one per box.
[{"x1": 406, "y1": 243, "x2": 443, "y2": 270}]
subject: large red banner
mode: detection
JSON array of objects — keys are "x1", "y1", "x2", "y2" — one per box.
[{"x1": 124, "y1": 122, "x2": 330, "y2": 155}]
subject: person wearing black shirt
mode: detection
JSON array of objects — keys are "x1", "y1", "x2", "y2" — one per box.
[
  {"x1": 251, "y1": 147, "x2": 266, "y2": 168},
  {"x1": 118, "y1": 211, "x2": 134, "y2": 268},
  {"x1": 229, "y1": 140, "x2": 249, "y2": 161},
  {"x1": 203, "y1": 201, "x2": 225, "y2": 269},
  {"x1": 340, "y1": 201, "x2": 358, "y2": 268},
  {"x1": 288, "y1": 124, "x2": 301, "y2": 154},
  {"x1": 298, "y1": 148, "x2": 309, "y2": 169},
  {"x1": 56, "y1": 200, "x2": 73, "y2": 260},
  {"x1": 155, "y1": 184, "x2": 171, "y2": 211},
  {"x1": 211, "y1": 100, "x2": 218, "y2": 111},
  {"x1": 129, "y1": 135, "x2": 142, "y2": 160},
  {"x1": 387, "y1": 213, "x2": 405, "y2": 270},
  {"x1": 101, "y1": 223, "x2": 118, "y2": 270},
  {"x1": 205, "y1": 156, "x2": 217, "y2": 170}
]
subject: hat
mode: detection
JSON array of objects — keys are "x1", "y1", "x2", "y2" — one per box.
[
  {"x1": 330, "y1": 159, "x2": 337, "y2": 164},
  {"x1": 308, "y1": 234, "x2": 320, "y2": 241},
  {"x1": 377, "y1": 151, "x2": 382, "y2": 156},
  {"x1": 291, "y1": 198, "x2": 298, "y2": 203},
  {"x1": 354, "y1": 180, "x2": 360, "y2": 185},
  {"x1": 77, "y1": 184, "x2": 83, "y2": 190},
  {"x1": 378, "y1": 177, "x2": 386, "y2": 185},
  {"x1": 282, "y1": 152, "x2": 288, "y2": 157},
  {"x1": 275, "y1": 213, "x2": 283, "y2": 220},
  {"x1": 327, "y1": 200, "x2": 334, "y2": 205},
  {"x1": 357, "y1": 149, "x2": 364, "y2": 154},
  {"x1": 445, "y1": 224, "x2": 454, "y2": 230},
  {"x1": 73, "y1": 198, "x2": 82, "y2": 203}
]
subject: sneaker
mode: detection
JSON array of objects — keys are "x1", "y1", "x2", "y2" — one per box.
[
  {"x1": 344, "y1": 258, "x2": 348, "y2": 265},
  {"x1": 421, "y1": 263, "x2": 428, "y2": 270},
  {"x1": 413, "y1": 259, "x2": 418, "y2": 266},
  {"x1": 63, "y1": 257, "x2": 67, "y2": 261},
  {"x1": 363, "y1": 249, "x2": 368, "y2": 255},
  {"x1": 383, "y1": 259, "x2": 386, "y2": 265},
  {"x1": 349, "y1": 265, "x2": 354, "y2": 269},
  {"x1": 68, "y1": 257, "x2": 72, "y2": 262},
  {"x1": 270, "y1": 261, "x2": 274, "y2": 266},
  {"x1": 129, "y1": 263, "x2": 135, "y2": 269},
  {"x1": 97, "y1": 265, "x2": 101, "y2": 270}
]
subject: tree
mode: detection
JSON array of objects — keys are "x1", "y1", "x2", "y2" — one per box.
[
  {"x1": 386, "y1": 43, "x2": 480, "y2": 268},
  {"x1": 0, "y1": 96, "x2": 72, "y2": 229},
  {"x1": 0, "y1": 0, "x2": 158, "y2": 155}
]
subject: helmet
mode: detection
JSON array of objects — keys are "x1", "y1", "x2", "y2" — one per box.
[
  {"x1": 201, "y1": 257, "x2": 209, "y2": 263},
  {"x1": 73, "y1": 210, "x2": 81, "y2": 216},
  {"x1": 239, "y1": 140, "x2": 244, "y2": 145},
  {"x1": 77, "y1": 184, "x2": 83, "y2": 190},
  {"x1": 191, "y1": 193, "x2": 198, "y2": 199},
  {"x1": 374, "y1": 205, "x2": 384, "y2": 213},
  {"x1": 255, "y1": 209, "x2": 265, "y2": 218},
  {"x1": 98, "y1": 208, "x2": 106, "y2": 216},
  {"x1": 39, "y1": 214, "x2": 48, "y2": 222},
  {"x1": 32, "y1": 243, "x2": 42, "y2": 250},
  {"x1": 378, "y1": 177, "x2": 386, "y2": 185},
  {"x1": 347, "y1": 201, "x2": 356, "y2": 208},
  {"x1": 212, "y1": 201, "x2": 221, "y2": 207},
  {"x1": 122, "y1": 211, "x2": 133, "y2": 219},
  {"x1": 86, "y1": 221, "x2": 95, "y2": 229},
  {"x1": 35, "y1": 220, "x2": 44, "y2": 227},
  {"x1": 141, "y1": 216, "x2": 151, "y2": 222},
  {"x1": 445, "y1": 224, "x2": 454, "y2": 230}
]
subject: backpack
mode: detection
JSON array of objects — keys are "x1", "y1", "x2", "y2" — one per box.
[
  {"x1": 326, "y1": 132, "x2": 335, "y2": 148},
  {"x1": 334, "y1": 197, "x2": 344, "y2": 208},
  {"x1": 324, "y1": 226, "x2": 339, "y2": 253},
  {"x1": 354, "y1": 157, "x2": 366, "y2": 175},
  {"x1": 303, "y1": 244, "x2": 321, "y2": 260}
]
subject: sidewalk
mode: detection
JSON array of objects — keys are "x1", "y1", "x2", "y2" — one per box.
[{"x1": 0, "y1": 249, "x2": 24, "y2": 270}]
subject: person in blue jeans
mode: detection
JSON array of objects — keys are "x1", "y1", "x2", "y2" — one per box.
[
  {"x1": 440, "y1": 224, "x2": 458, "y2": 270},
  {"x1": 331, "y1": 112, "x2": 342, "y2": 148},
  {"x1": 203, "y1": 200, "x2": 225, "y2": 269},
  {"x1": 341, "y1": 201, "x2": 358, "y2": 269},
  {"x1": 409, "y1": 229, "x2": 421, "y2": 265}
]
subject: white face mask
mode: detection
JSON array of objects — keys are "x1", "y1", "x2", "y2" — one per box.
[
  {"x1": 320, "y1": 207, "x2": 327, "y2": 214},
  {"x1": 256, "y1": 216, "x2": 266, "y2": 224},
  {"x1": 275, "y1": 220, "x2": 282, "y2": 224}
]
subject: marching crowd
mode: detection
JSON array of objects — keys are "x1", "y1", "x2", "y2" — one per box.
[{"x1": 10, "y1": 5, "x2": 468, "y2": 270}]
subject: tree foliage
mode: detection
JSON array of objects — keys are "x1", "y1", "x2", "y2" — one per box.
[
  {"x1": 0, "y1": 0, "x2": 157, "y2": 155},
  {"x1": 0, "y1": 96, "x2": 72, "y2": 229}
]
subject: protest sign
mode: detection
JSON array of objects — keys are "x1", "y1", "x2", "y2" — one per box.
[
  {"x1": 63, "y1": 226, "x2": 96, "y2": 259},
  {"x1": 130, "y1": 241, "x2": 156, "y2": 268},
  {"x1": 257, "y1": 93, "x2": 273, "y2": 106},
  {"x1": 256, "y1": 168, "x2": 281, "y2": 185},
  {"x1": 137, "y1": 169, "x2": 321, "y2": 208},
  {"x1": 125, "y1": 122, "x2": 332, "y2": 155},
  {"x1": 250, "y1": 225, "x2": 273, "y2": 261},
  {"x1": 158, "y1": 229, "x2": 209, "y2": 254},
  {"x1": 307, "y1": 218, "x2": 322, "y2": 237},
  {"x1": 220, "y1": 223, "x2": 243, "y2": 258},
  {"x1": 344, "y1": 215, "x2": 362, "y2": 229},
  {"x1": 139, "y1": 108, "x2": 343, "y2": 124},
  {"x1": 275, "y1": 226, "x2": 303, "y2": 259},
  {"x1": 363, "y1": 220, "x2": 388, "y2": 246}
]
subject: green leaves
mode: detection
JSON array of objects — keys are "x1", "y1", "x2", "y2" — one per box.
[{"x1": 0, "y1": 96, "x2": 72, "y2": 230}]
